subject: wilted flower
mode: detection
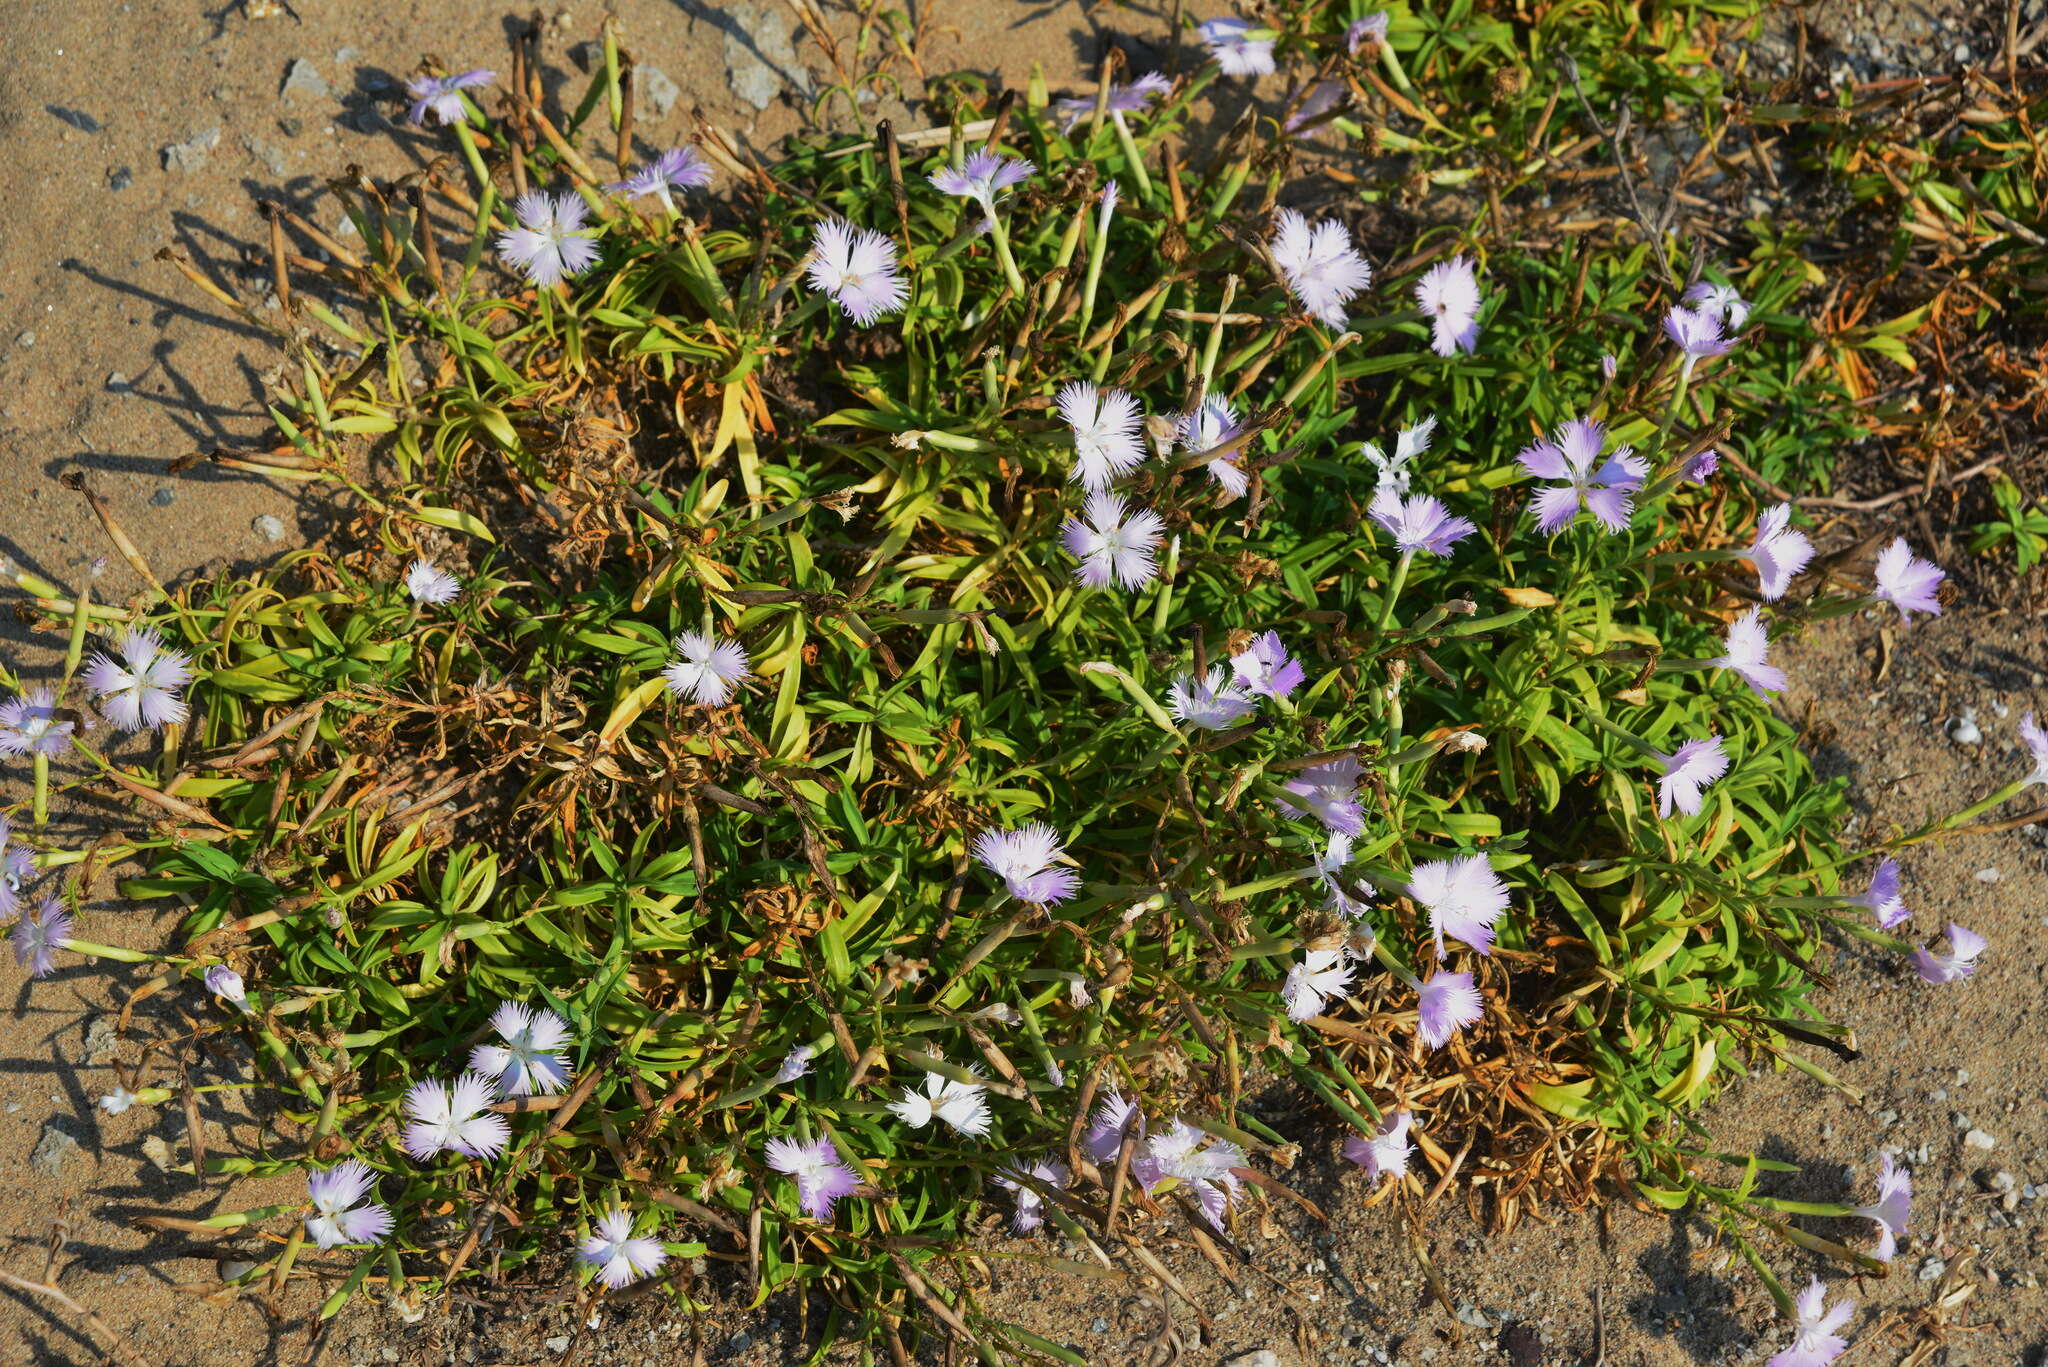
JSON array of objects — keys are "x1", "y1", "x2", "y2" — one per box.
[
  {"x1": 578, "y1": 1208, "x2": 668, "y2": 1289},
  {"x1": 994, "y1": 1155, "x2": 1072, "y2": 1232},
  {"x1": 305, "y1": 1161, "x2": 394, "y2": 1249},
  {"x1": 1655, "y1": 736, "x2": 1730, "y2": 818},
  {"x1": 1061, "y1": 493, "x2": 1166, "y2": 590},
  {"x1": 1407, "y1": 853, "x2": 1510, "y2": 960},
  {"x1": 1198, "y1": 17, "x2": 1276, "y2": 76},
  {"x1": 662, "y1": 631, "x2": 752, "y2": 707},
  {"x1": 1167, "y1": 668, "x2": 1257, "y2": 731},
  {"x1": 401, "y1": 1073, "x2": 511, "y2": 1162},
  {"x1": 404, "y1": 559, "x2": 460, "y2": 605},
  {"x1": 1314, "y1": 834, "x2": 1372, "y2": 918},
  {"x1": 1663, "y1": 303, "x2": 1736, "y2": 361},
  {"x1": 610, "y1": 146, "x2": 712, "y2": 212},
  {"x1": 1279, "y1": 754, "x2": 1365, "y2": 836},
  {"x1": 1684, "y1": 279, "x2": 1750, "y2": 331},
  {"x1": 0, "y1": 687, "x2": 73, "y2": 759},
  {"x1": 1871, "y1": 537, "x2": 1944, "y2": 622},
  {"x1": 1230, "y1": 631, "x2": 1304, "y2": 700},
  {"x1": 1143, "y1": 1118, "x2": 1246, "y2": 1227},
  {"x1": 13, "y1": 893, "x2": 71, "y2": 979},
  {"x1": 2023, "y1": 712, "x2": 2048, "y2": 786},
  {"x1": 972, "y1": 824, "x2": 1078, "y2": 905},
  {"x1": 1911, "y1": 923, "x2": 1985, "y2": 984},
  {"x1": 406, "y1": 69, "x2": 493, "y2": 126},
  {"x1": 1415, "y1": 970, "x2": 1483, "y2": 1049},
  {"x1": 470, "y1": 1000, "x2": 573, "y2": 1096},
  {"x1": 98, "y1": 1087, "x2": 137, "y2": 1116},
  {"x1": 1852, "y1": 858, "x2": 1907, "y2": 929},
  {"x1": 1281, "y1": 948, "x2": 1354, "y2": 1021},
  {"x1": 203, "y1": 964, "x2": 251, "y2": 1012},
  {"x1": 766, "y1": 1135, "x2": 861, "y2": 1222},
  {"x1": 497, "y1": 191, "x2": 601, "y2": 288},
  {"x1": 1054, "y1": 73, "x2": 1171, "y2": 129},
  {"x1": 1682, "y1": 447, "x2": 1721, "y2": 483},
  {"x1": 1745, "y1": 504, "x2": 1815, "y2": 601},
  {"x1": 1284, "y1": 81, "x2": 1348, "y2": 136},
  {"x1": 927, "y1": 149, "x2": 1034, "y2": 210},
  {"x1": 1362, "y1": 415, "x2": 1435, "y2": 499},
  {"x1": 888, "y1": 1063, "x2": 991, "y2": 1137},
  {"x1": 1342, "y1": 1110, "x2": 1410, "y2": 1183},
  {"x1": 1178, "y1": 397, "x2": 1250, "y2": 498},
  {"x1": 0, "y1": 818, "x2": 34, "y2": 923},
  {"x1": 1369, "y1": 491, "x2": 1477, "y2": 556},
  {"x1": 1082, "y1": 1091, "x2": 1144, "y2": 1165},
  {"x1": 807, "y1": 218, "x2": 907, "y2": 326},
  {"x1": 1346, "y1": 11, "x2": 1390, "y2": 52},
  {"x1": 1270, "y1": 209, "x2": 1371, "y2": 328},
  {"x1": 1852, "y1": 1152, "x2": 1911, "y2": 1262},
  {"x1": 1415, "y1": 256, "x2": 1481, "y2": 356},
  {"x1": 1712, "y1": 607, "x2": 1786, "y2": 697},
  {"x1": 84, "y1": 627, "x2": 194, "y2": 733},
  {"x1": 774, "y1": 1044, "x2": 814, "y2": 1084},
  {"x1": 1061, "y1": 381, "x2": 1147, "y2": 491},
  {"x1": 1517, "y1": 417, "x2": 1645, "y2": 534},
  {"x1": 1766, "y1": 1277, "x2": 1853, "y2": 1367}
]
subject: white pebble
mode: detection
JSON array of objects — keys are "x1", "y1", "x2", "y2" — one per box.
[{"x1": 1965, "y1": 1128, "x2": 1997, "y2": 1151}]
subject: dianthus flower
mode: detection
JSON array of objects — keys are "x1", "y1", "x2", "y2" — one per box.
[
  {"x1": 469, "y1": 1000, "x2": 573, "y2": 1096},
  {"x1": 1655, "y1": 736, "x2": 1730, "y2": 818},
  {"x1": 1406, "y1": 853, "x2": 1510, "y2": 959},
  {"x1": 13, "y1": 893, "x2": 71, "y2": 979},
  {"x1": 1061, "y1": 493, "x2": 1165, "y2": 590},
  {"x1": 1853, "y1": 1152, "x2": 1911, "y2": 1262},
  {"x1": 887, "y1": 1063, "x2": 991, "y2": 1137},
  {"x1": 1516, "y1": 417, "x2": 1645, "y2": 534},
  {"x1": 497, "y1": 191, "x2": 600, "y2": 288},
  {"x1": 305, "y1": 1161, "x2": 393, "y2": 1249},
  {"x1": 1911, "y1": 923, "x2": 1984, "y2": 983},
  {"x1": 1766, "y1": 1278, "x2": 1853, "y2": 1367},
  {"x1": 765, "y1": 1135, "x2": 861, "y2": 1222},
  {"x1": 1054, "y1": 73, "x2": 1171, "y2": 129},
  {"x1": 1279, "y1": 754, "x2": 1365, "y2": 836},
  {"x1": 578, "y1": 1208, "x2": 668, "y2": 1289},
  {"x1": 994, "y1": 1155, "x2": 1072, "y2": 1232},
  {"x1": 1745, "y1": 504, "x2": 1815, "y2": 601},
  {"x1": 1362, "y1": 415, "x2": 1435, "y2": 499},
  {"x1": 1851, "y1": 857, "x2": 1907, "y2": 930},
  {"x1": 1415, "y1": 256, "x2": 1480, "y2": 356},
  {"x1": 1712, "y1": 607, "x2": 1785, "y2": 697},
  {"x1": 662, "y1": 631, "x2": 752, "y2": 707},
  {"x1": 610, "y1": 147, "x2": 712, "y2": 213},
  {"x1": 927, "y1": 149, "x2": 1034, "y2": 211},
  {"x1": 807, "y1": 218, "x2": 907, "y2": 326},
  {"x1": 1281, "y1": 947, "x2": 1354, "y2": 1021},
  {"x1": 1060, "y1": 381, "x2": 1146, "y2": 491},
  {"x1": 972, "y1": 824, "x2": 1079, "y2": 905},
  {"x1": 84, "y1": 627, "x2": 193, "y2": 732},
  {"x1": 1342, "y1": 1109, "x2": 1410, "y2": 1183},
  {"x1": 0, "y1": 687, "x2": 73, "y2": 759},
  {"x1": 1198, "y1": 17, "x2": 1276, "y2": 76},
  {"x1": 406, "y1": 69, "x2": 493, "y2": 126},
  {"x1": 1179, "y1": 397, "x2": 1249, "y2": 498},
  {"x1": 404, "y1": 559, "x2": 460, "y2": 605},
  {"x1": 1167, "y1": 668, "x2": 1256, "y2": 731},
  {"x1": 1230, "y1": 631, "x2": 1304, "y2": 700},
  {"x1": 1369, "y1": 491, "x2": 1476, "y2": 556},
  {"x1": 1684, "y1": 279, "x2": 1750, "y2": 330},
  {"x1": 1270, "y1": 209, "x2": 1371, "y2": 329},
  {"x1": 1415, "y1": 970, "x2": 1482, "y2": 1049},
  {"x1": 401, "y1": 1073, "x2": 510, "y2": 1161},
  {"x1": 1871, "y1": 537, "x2": 1944, "y2": 622}
]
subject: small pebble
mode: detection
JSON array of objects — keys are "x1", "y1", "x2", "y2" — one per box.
[
  {"x1": 1090, "y1": 1318, "x2": 1109, "y2": 1334},
  {"x1": 542, "y1": 1337, "x2": 570, "y2": 1353},
  {"x1": 1974, "y1": 867, "x2": 2001, "y2": 884},
  {"x1": 1223, "y1": 1353, "x2": 1280, "y2": 1367},
  {"x1": 1965, "y1": 1129, "x2": 1997, "y2": 1151},
  {"x1": 149, "y1": 488, "x2": 175, "y2": 507},
  {"x1": 108, "y1": 166, "x2": 133, "y2": 191},
  {"x1": 252, "y1": 513, "x2": 287, "y2": 542},
  {"x1": 1918, "y1": 1257, "x2": 1947, "y2": 1281},
  {"x1": 1949, "y1": 710, "x2": 1982, "y2": 745}
]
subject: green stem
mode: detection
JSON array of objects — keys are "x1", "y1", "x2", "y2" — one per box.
[
  {"x1": 983, "y1": 210, "x2": 1029, "y2": 298},
  {"x1": 1373, "y1": 548, "x2": 1415, "y2": 635},
  {"x1": 1109, "y1": 111, "x2": 1152, "y2": 199}
]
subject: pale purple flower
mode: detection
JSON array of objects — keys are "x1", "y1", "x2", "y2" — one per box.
[
  {"x1": 1746, "y1": 504, "x2": 1815, "y2": 601},
  {"x1": 1060, "y1": 381, "x2": 1147, "y2": 490},
  {"x1": 84, "y1": 627, "x2": 194, "y2": 733},
  {"x1": 1852, "y1": 1153, "x2": 1911, "y2": 1262},
  {"x1": 578, "y1": 1208, "x2": 668, "y2": 1289},
  {"x1": 0, "y1": 687, "x2": 73, "y2": 759},
  {"x1": 1143, "y1": 1118, "x2": 1245, "y2": 1227},
  {"x1": 1684, "y1": 280, "x2": 1750, "y2": 331},
  {"x1": 2024, "y1": 711, "x2": 2048, "y2": 786},
  {"x1": 203, "y1": 964, "x2": 251, "y2": 1013},
  {"x1": 1342, "y1": 1110, "x2": 1409, "y2": 1183},
  {"x1": 1097, "y1": 179, "x2": 1120, "y2": 228},
  {"x1": 807, "y1": 218, "x2": 907, "y2": 325},
  {"x1": 1082, "y1": 1091, "x2": 1144, "y2": 1166},
  {"x1": 972, "y1": 823, "x2": 1079, "y2": 905},
  {"x1": 470, "y1": 1000, "x2": 573, "y2": 1096},
  {"x1": 1600, "y1": 352, "x2": 1619, "y2": 381},
  {"x1": 1314, "y1": 833, "x2": 1372, "y2": 919},
  {"x1": 1415, "y1": 256, "x2": 1481, "y2": 356},
  {"x1": 1766, "y1": 1278, "x2": 1853, "y2": 1367},
  {"x1": 1407, "y1": 853, "x2": 1510, "y2": 960},
  {"x1": 1284, "y1": 81, "x2": 1347, "y2": 136},
  {"x1": 766, "y1": 1135, "x2": 861, "y2": 1222},
  {"x1": 1279, "y1": 755, "x2": 1365, "y2": 836},
  {"x1": 773, "y1": 1044, "x2": 815, "y2": 1084},
  {"x1": 1663, "y1": 303, "x2": 1736, "y2": 360},
  {"x1": 1416, "y1": 970, "x2": 1483, "y2": 1049},
  {"x1": 994, "y1": 1155, "x2": 1071, "y2": 1233},
  {"x1": 887, "y1": 1064, "x2": 992, "y2": 1137},
  {"x1": 1270, "y1": 209, "x2": 1372, "y2": 328},
  {"x1": 1369, "y1": 491, "x2": 1476, "y2": 556},
  {"x1": 1655, "y1": 736, "x2": 1729, "y2": 818},
  {"x1": 1852, "y1": 858, "x2": 1907, "y2": 930},
  {"x1": 1682, "y1": 447, "x2": 1721, "y2": 484},
  {"x1": 1517, "y1": 417, "x2": 1645, "y2": 534},
  {"x1": 1871, "y1": 537, "x2": 1944, "y2": 622},
  {"x1": 13, "y1": 893, "x2": 71, "y2": 979},
  {"x1": 1054, "y1": 73, "x2": 1172, "y2": 130},
  {"x1": 1346, "y1": 11, "x2": 1390, "y2": 52},
  {"x1": 406, "y1": 69, "x2": 494, "y2": 126},
  {"x1": 1911, "y1": 923, "x2": 1985, "y2": 984},
  {"x1": 1712, "y1": 607, "x2": 1786, "y2": 697},
  {"x1": 1282, "y1": 947, "x2": 1354, "y2": 1021},
  {"x1": 1362, "y1": 415, "x2": 1435, "y2": 498},
  {"x1": 305, "y1": 1161, "x2": 394, "y2": 1250},
  {"x1": 1061, "y1": 493, "x2": 1165, "y2": 590},
  {"x1": 662, "y1": 631, "x2": 752, "y2": 707},
  {"x1": 0, "y1": 818, "x2": 34, "y2": 924},
  {"x1": 1178, "y1": 397, "x2": 1249, "y2": 498},
  {"x1": 404, "y1": 559, "x2": 460, "y2": 605},
  {"x1": 927, "y1": 149, "x2": 1035, "y2": 210},
  {"x1": 1167, "y1": 668, "x2": 1256, "y2": 731},
  {"x1": 1230, "y1": 631, "x2": 1304, "y2": 700},
  {"x1": 497, "y1": 191, "x2": 601, "y2": 288},
  {"x1": 609, "y1": 147, "x2": 713, "y2": 212},
  {"x1": 401, "y1": 1072, "x2": 511, "y2": 1161},
  {"x1": 1199, "y1": 17, "x2": 1276, "y2": 76}
]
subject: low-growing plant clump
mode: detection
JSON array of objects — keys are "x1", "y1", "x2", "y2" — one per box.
[{"x1": 2, "y1": 5, "x2": 2034, "y2": 1362}]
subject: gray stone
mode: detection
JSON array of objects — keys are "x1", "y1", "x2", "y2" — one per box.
[
  {"x1": 542, "y1": 1337, "x2": 571, "y2": 1354},
  {"x1": 243, "y1": 135, "x2": 290, "y2": 178},
  {"x1": 1090, "y1": 1318, "x2": 1108, "y2": 1334},
  {"x1": 82, "y1": 1015, "x2": 120, "y2": 1064},
  {"x1": 252, "y1": 514, "x2": 287, "y2": 542},
  {"x1": 1224, "y1": 1353, "x2": 1280, "y2": 1367},
  {"x1": 108, "y1": 166, "x2": 133, "y2": 192},
  {"x1": 31, "y1": 1122, "x2": 83, "y2": 1177},
  {"x1": 637, "y1": 64, "x2": 680, "y2": 117},
  {"x1": 281, "y1": 58, "x2": 329, "y2": 101},
  {"x1": 161, "y1": 127, "x2": 222, "y2": 173},
  {"x1": 722, "y1": 2, "x2": 801, "y2": 112},
  {"x1": 149, "y1": 488, "x2": 175, "y2": 508},
  {"x1": 105, "y1": 371, "x2": 130, "y2": 395},
  {"x1": 1918, "y1": 1257, "x2": 1947, "y2": 1281}
]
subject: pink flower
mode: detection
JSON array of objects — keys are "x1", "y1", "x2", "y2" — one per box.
[
  {"x1": 1911, "y1": 923, "x2": 1984, "y2": 983},
  {"x1": 1684, "y1": 280, "x2": 1750, "y2": 331},
  {"x1": 1342, "y1": 1110, "x2": 1409, "y2": 1183},
  {"x1": 1765, "y1": 1277, "x2": 1853, "y2": 1367},
  {"x1": 609, "y1": 147, "x2": 713, "y2": 212},
  {"x1": 1062, "y1": 381, "x2": 1147, "y2": 491},
  {"x1": 0, "y1": 687, "x2": 74, "y2": 758},
  {"x1": 1178, "y1": 397, "x2": 1249, "y2": 498},
  {"x1": 1415, "y1": 971, "x2": 1482, "y2": 1049},
  {"x1": 1407, "y1": 853, "x2": 1510, "y2": 960},
  {"x1": 1871, "y1": 537, "x2": 1944, "y2": 621},
  {"x1": 1655, "y1": 736, "x2": 1729, "y2": 818},
  {"x1": 927, "y1": 149, "x2": 1034, "y2": 209},
  {"x1": 12, "y1": 893, "x2": 71, "y2": 979},
  {"x1": 1167, "y1": 668, "x2": 1256, "y2": 730},
  {"x1": 662, "y1": 632, "x2": 752, "y2": 707}
]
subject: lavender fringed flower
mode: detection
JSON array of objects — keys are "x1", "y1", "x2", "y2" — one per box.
[
  {"x1": 1655, "y1": 736, "x2": 1730, "y2": 818},
  {"x1": 404, "y1": 559, "x2": 460, "y2": 605},
  {"x1": 774, "y1": 1044, "x2": 814, "y2": 1084},
  {"x1": 1745, "y1": 504, "x2": 1815, "y2": 601},
  {"x1": 1415, "y1": 255, "x2": 1481, "y2": 356},
  {"x1": 13, "y1": 894, "x2": 71, "y2": 979},
  {"x1": 0, "y1": 817, "x2": 34, "y2": 923},
  {"x1": 1284, "y1": 81, "x2": 1347, "y2": 136},
  {"x1": 1143, "y1": 1118, "x2": 1246, "y2": 1228},
  {"x1": 84, "y1": 627, "x2": 194, "y2": 733},
  {"x1": 1663, "y1": 303, "x2": 1736, "y2": 361},
  {"x1": 1270, "y1": 209, "x2": 1371, "y2": 328},
  {"x1": 1369, "y1": 491, "x2": 1477, "y2": 556},
  {"x1": 1712, "y1": 607, "x2": 1786, "y2": 697},
  {"x1": 1060, "y1": 381, "x2": 1147, "y2": 490},
  {"x1": 1683, "y1": 447, "x2": 1721, "y2": 483},
  {"x1": 1766, "y1": 1278, "x2": 1853, "y2": 1367},
  {"x1": 1853, "y1": 1152, "x2": 1911, "y2": 1262},
  {"x1": 1230, "y1": 631, "x2": 1304, "y2": 700},
  {"x1": 1061, "y1": 493, "x2": 1165, "y2": 590},
  {"x1": 1167, "y1": 668, "x2": 1256, "y2": 731},
  {"x1": 994, "y1": 1156, "x2": 1071, "y2": 1233},
  {"x1": 1852, "y1": 858, "x2": 1907, "y2": 929},
  {"x1": 1346, "y1": 11, "x2": 1390, "y2": 52},
  {"x1": 1054, "y1": 73, "x2": 1171, "y2": 130},
  {"x1": 1416, "y1": 970, "x2": 1483, "y2": 1049},
  {"x1": 927, "y1": 149, "x2": 1034, "y2": 210},
  {"x1": 662, "y1": 631, "x2": 753, "y2": 707},
  {"x1": 1281, "y1": 948, "x2": 1354, "y2": 1021},
  {"x1": 610, "y1": 146, "x2": 713, "y2": 212},
  {"x1": 578, "y1": 1208, "x2": 668, "y2": 1289},
  {"x1": 1279, "y1": 755, "x2": 1365, "y2": 836},
  {"x1": 1178, "y1": 397, "x2": 1249, "y2": 498},
  {"x1": 305, "y1": 1161, "x2": 394, "y2": 1249},
  {"x1": 972, "y1": 823, "x2": 1079, "y2": 905},
  {"x1": 1082, "y1": 1091, "x2": 1144, "y2": 1165},
  {"x1": 1406, "y1": 854, "x2": 1510, "y2": 960},
  {"x1": 1911, "y1": 923, "x2": 1985, "y2": 983},
  {"x1": 497, "y1": 191, "x2": 601, "y2": 288},
  {"x1": 1314, "y1": 834, "x2": 1372, "y2": 919},
  {"x1": 470, "y1": 1000, "x2": 573, "y2": 1096},
  {"x1": 806, "y1": 218, "x2": 907, "y2": 326},
  {"x1": 2022, "y1": 711, "x2": 2048, "y2": 787},
  {"x1": 406, "y1": 69, "x2": 493, "y2": 126},
  {"x1": 1517, "y1": 417, "x2": 1646, "y2": 534},
  {"x1": 1198, "y1": 17, "x2": 1276, "y2": 76},
  {"x1": 203, "y1": 964, "x2": 251, "y2": 1012},
  {"x1": 401, "y1": 1072, "x2": 511, "y2": 1161},
  {"x1": 1362, "y1": 415, "x2": 1435, "y2": 499},
  {"x1": 1342, "y1": 1110, "x2": 1410, "y2": 1183},
  {"x1": 766, "y1": 1135, "x2": 861, "y2": 1222},
  {"x1": 1872, "y1": 537, "x2": 1944, "y2": 621},
  {"x1": 1685, "y1": 279, "x2": 1750, "y2": 331},
  {"x1": 0, "y1": 687, "x2": 73, "y2": 759}
]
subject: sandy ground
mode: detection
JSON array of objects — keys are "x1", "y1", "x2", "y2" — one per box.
[{"x1": 2, "y1": 1, "x2": 2046, "y2": 1365}]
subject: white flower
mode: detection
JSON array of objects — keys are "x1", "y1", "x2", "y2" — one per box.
[
  {"x1": 1270, "y1": 209, "x2": 1372, "y2": 328},
  {"x1": 887, "y1": 1064, "x2": 992, "y2": 1137},
  {"x1": 496, "y1": 191, "x2": 601, "y2": 288},
  {"x1": 1406, "y1": 854, "x2": 1510, "y2": 960},
  {"x1": 1060, "y1": 493, "x2": 1165, "y2": 591},
  {"x1": 1281, "y1": 948, "x2": 1354, "y2": 1021},
  {"x1": 577, "y1": 1208, "x2": 668, "y2": 1289},
  {"x1": 1058, "y1": 381, "x2": 1146, "y2": 491},
  {"x1": 807, "y1": 218, "x2": 907, "y2": 325},
  {"x1": 98, "y1": 1087, "x2": 138, "y2": 1116},
  {"x1": 404, "y1": 559, "x2": 461, "y2": 605},
  {"x1": 469, "y1": 1000, "x2": 574, "y2": 1096},
  {"x1": 662, "y1": 631, "x2": 753, "y2": 707},
  {"x1": 1362, "y1": 415, "x2": 1436, "y2": 498},
  {"x1": 1166, "y1": 668, "x2": 1257, "y2": 730}
]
